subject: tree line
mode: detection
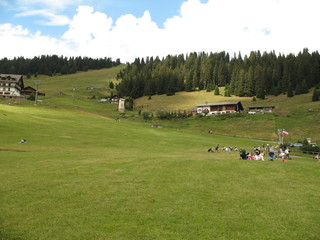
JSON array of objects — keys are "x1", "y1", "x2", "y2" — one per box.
[
  {"x1": 0, "y1": 55, "x2": 121, "y2": 76},
  {"x1": 116, "y1": 49, "x2": 320, "y2": 99}
]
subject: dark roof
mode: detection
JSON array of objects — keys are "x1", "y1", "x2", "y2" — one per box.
[
  {"x1": 247, "y1": 106, "x2": 275, "y2": 110},
  {"x1": 0, "y1": 74, "x2": 23, "y2": 82},
  {"x1": 196, "y1": 101, "x2": 241, "y2": 107},
  {"x1": 196, "y1": 101, "x2": 244, "y2": 111},
  {"x1": 23, "y1": 86, "x2": 36, "y2": 91}
]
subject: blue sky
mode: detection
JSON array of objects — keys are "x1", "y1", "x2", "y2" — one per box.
[
  {"x1": 0, "y1": 0, "x2": 319, "y2": 62},
  {"x1": 1, "y1": 0, "x2": 191, "y2": 37}
]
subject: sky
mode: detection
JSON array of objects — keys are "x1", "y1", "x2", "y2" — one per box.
[{"x1": 0, "y1": 0, "x2": 319, "y2": 63}]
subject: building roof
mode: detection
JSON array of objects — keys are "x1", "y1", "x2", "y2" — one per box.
[
  {"x1": 196, "y1": 101, "x2": 242, "y2": 107},
  {"x1": 23, "y1": 86, "x2": 36, "y2": 91},
  {"x1": 0, "y1": 74, "x2": 23, "y2": 82}
]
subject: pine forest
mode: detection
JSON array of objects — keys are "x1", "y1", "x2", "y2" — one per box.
[{"x1": 116, "y1": 49, "x2": 320, "y2": 99}]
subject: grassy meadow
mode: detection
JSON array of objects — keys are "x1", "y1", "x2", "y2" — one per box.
[
  {"x1": 135, "y1": 88, "x2": 320, "y2": 142},
  {"x1": 1, "y1": 68, "x2": 320, "y2": 239}
]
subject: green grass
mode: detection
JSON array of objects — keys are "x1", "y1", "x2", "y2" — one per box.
[
  {"x1": 1, "y1": 103, "x2": 320, "y2": 240},
  {"x1": 0, "y1": 68, "x2": 319, "y2": 239},
  {"x1": 135, "y1": 90, "x2": 320, "y2": 143}
]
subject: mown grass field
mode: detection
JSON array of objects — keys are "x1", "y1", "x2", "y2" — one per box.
[{"x1": 1, "y1": 68, "x2": 320, "y2": 239}]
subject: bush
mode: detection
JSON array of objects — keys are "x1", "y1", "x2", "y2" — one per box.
[
  {"x1": 214, "y1": 86, "x2": 220, "y2": 95},
  {"x1": 300, "y1": 144, "x2": 320, "y2": 152},
  {"x1": 312, "y1": 88, "x2": 319, "y2": 102},
  {"x1": 142, "y1": 111, "x2": 151, "y2": 120},
  {"x1": 156, "y1": 110, "x2": 191, "y2": 120},
  {"x1": 27, "y1": 93, "x2": 36, "y2": 101}
]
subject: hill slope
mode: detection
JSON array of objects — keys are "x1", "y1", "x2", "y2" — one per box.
[
  {"x1": 135, "y1": 90, "x2": 320, "y2": 143},
  {"x1": 0, "y1": 68, "x2": 319, "y2": 239},
  {"x1": 1, "y1": 99, "x2": 320, "y2": 240}
]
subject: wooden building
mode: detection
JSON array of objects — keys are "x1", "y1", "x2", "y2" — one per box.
[
  {"x1": 196, "y1": 101, "x2": 244, "y2": 115},
  {"x1": 247, "y1": 106, "x2": 275, "y2": 114},
  {"x1": 111, "y1": 95, "x2": 120, "y2": 104},
  {"x1": 0, "y1": 74, "x2": 24, "y2": 98},
  {"x1": 20, "y1": 86, "x2": 45, "y2": 96}
]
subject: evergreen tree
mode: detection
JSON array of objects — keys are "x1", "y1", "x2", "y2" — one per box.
[
  {"x1": 185, "y1": 70, "x2": 194, "y2": 92},
  {"x1": 202, "y1": 57, "x2": 213, "y2": 89},
  {"x1": 312, "y1": 88, "x2": 319, "y2": 101},
  {"x1": 115, "y1": 50, "x2": 320, "y2": 99},
  {"x1": 212, "y1": 62, "x2": 219, "y2": 85},
  {"x1": 166, "y1": 77, "x2": 176, "y2": 96},
  {"x1": 192, "y1": 57, "x2": 201, "y2": 89},
  {"x1": 287, "y1": 84, "x2": 294, "y2": 97},
  {"x1": 272, "y1": 61, "x2": 282, "y2": 90},
  {"x1": 214, "y1": 85, "x2": 220, "y2": 95},
  {"x1": 255, "y1": 65, "x2": 265, "y2": 99},
  {"x1": 235, "y1": 69, "x2": 245, "y2": 96},
  {"x1": 206, "y1": 83, "x2": 213, "y2": 92},
  {"x1": 244, "y1": 66, "x2": 255, "y2": 96},
  {"x1": 256, "y1": 88, "x2": 265, "y2": 99},
  {"x1": 300, "y1": 79, "x2": 309, "y2": 94},
  {"x1": 224, "y1": 85, "x2": 231, "y2": 97}
]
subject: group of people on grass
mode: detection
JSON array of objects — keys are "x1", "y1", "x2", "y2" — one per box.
[
  {"x1": 239, "y1": 147, "x2": 266, "y2": 161},
  {"x1": 208, "y1": 142, "x2": 320, "y2": 162},
  {"x1": 239, "y1": 145, "x2": 291, "y2": 162},
  {"x1": 208, "y1": 144, "x2": 238, "y2": 153}
]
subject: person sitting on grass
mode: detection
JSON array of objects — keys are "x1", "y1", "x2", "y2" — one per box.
[
  {"x1": 239, "y1": 149, "x2": 247, "y2": 160},
  {"x1": 247, "y1": 152, "x2": 254, "y2": 160},
  {"x1": 208, "y1": 147, "x2": 214, "y2": 153},
  {"x1": 269, "y1": 152, "x2": 275, "y2": 161}
]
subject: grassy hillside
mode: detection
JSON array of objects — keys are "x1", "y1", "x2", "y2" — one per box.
[
  {"x1": 23, "y1": 66, "x2": 124, "y2": 97},
  {"x1": 1, "y1": 102, "x2": 319, "y2": 240},
  {"x1": 0, "y1": 68, "x2": 319, "y2": 239},
  {"x1": 135, "y1": 89, "x2": 320, "y2": 143},
  {"x1": 2, "y1": 67, "x2": 319, "y2": 142}
]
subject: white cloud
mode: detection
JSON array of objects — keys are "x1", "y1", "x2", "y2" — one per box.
[
  {"x1": 17, "y1": 0, "x2": 83, "y2": 10},
  {"x1": 0, "y1": 23, "x2": 72, "y2": 58},
  {"x1": 16, "y1": 10, "x2": 71, "y2": 26},
  {"x1": 62, "y1": 6, "x2": 161, "y2": 61},
  {"x1": 1, "y1": 0, "x2": 320, "y2": 62}
]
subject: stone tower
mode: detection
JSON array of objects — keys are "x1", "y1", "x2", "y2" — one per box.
[{"x1": 118, "y1": 98, "x2": 125, "y2": 112}]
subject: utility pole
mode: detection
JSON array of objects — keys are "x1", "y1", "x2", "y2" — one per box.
[
  {"x1": 277, "y1": 129, "x2": 282, "y2": 145},
  {"x1": 34, "y1": 80, "x2": 41, "y2": 104}
]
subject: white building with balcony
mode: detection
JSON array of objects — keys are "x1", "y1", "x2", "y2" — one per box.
[{"x1": 0, "y1": 74, "x2": 24, "y2": 98}]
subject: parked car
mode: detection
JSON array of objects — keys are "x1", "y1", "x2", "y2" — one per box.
[{"x1": 292, "y1": 143, "x2": 303, "y2": 147}]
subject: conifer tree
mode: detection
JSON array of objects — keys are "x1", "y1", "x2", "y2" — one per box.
[
  {"x1": 224, "y1": 85, "x2": 231, "y2": 97},
  {"x1": 235, "y1": 69, "x2": 245, "y2": 96},
  {"x1": 312, "y1": 88, "x2": 319, "y2": 101},
  {"x1": 287, "y1": 84, "x2": 294, "y2": 97},
  {"x1": 214, "y1": 85, "x2": 220, "y2": 95},
  {"x1": 185, "y1": 70, "x2": 194, "y2": 92}
]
